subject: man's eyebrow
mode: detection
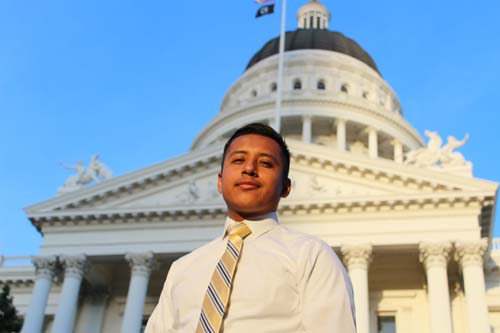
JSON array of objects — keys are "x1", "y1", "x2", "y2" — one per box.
[
  {"x1": 228, "y1": 150, "x2": 280, "y2": 163},
  {"x1": 228, "y1": 150, "x2": 248, "y2": 156}
]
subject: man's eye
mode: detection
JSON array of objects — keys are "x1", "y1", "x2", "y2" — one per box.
[
  {"x1": 260, "y1": 161, "x2": 273, "y2": 167},
  {"x1": 232, "y1": 158, "x2": 244, "y2": 163}
]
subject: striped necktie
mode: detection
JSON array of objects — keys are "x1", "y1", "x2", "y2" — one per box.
[{"x1": 196, "y1": 222, "x2": 252, "y2": 333}]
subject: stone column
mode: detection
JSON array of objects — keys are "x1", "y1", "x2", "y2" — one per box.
[
  {"x1": 391, "y1": 139, "x2": 403, "y2": 163},
  {"x1": 341, "y1": 244, "x2": 372, "y2": 333},
  {"x1": 367, "y1": 127, "x2": 378, "y2": 158},
  {"x1": 336, "y1": 118, "x2": 346, "y2": 152},
  {"x1": 21, "y1": 256, "x2": 57, "y2": 333},
  {"x1": 419, "y1": 242, "x2": 453, "y2": 333},
  {"x1": 77, "y1": 286, "x2": 110, "y2": 333},
  {"x1": 455, "y1": 239, "x2": 489, "y2": 333},
  {"x1": 121, "y1": 252, "x2": 156, "y2": 333},
  {"x1": 52, "y1": 255, "x2": 88, "y2": 333},
  {"x1": 302, "y1": 115, "x2": 312, "y2": 144}
]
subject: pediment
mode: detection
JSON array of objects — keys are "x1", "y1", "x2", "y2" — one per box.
[
  {"x1": 25, "y1": 140, "x2": 497, "y2": 219},
  {"x1": 97, "y1": 166, "x2": 397, "y2": 211}
]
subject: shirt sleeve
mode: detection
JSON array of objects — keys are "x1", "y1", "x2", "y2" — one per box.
[
  {"x1": 299, "y1": 240, "x2": 356, "y2": 333},
  {"x1": 145, "y1": 262, "x2": 177, "y2": 333}
]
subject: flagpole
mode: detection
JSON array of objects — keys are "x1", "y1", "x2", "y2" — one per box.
[{"x1": 274, "y1": 0, "x2": 286, "y2": 133}]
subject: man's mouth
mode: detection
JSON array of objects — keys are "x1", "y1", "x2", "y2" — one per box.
[{"x1": 235, "y1": 180, "x2": 261, "y2": 190}]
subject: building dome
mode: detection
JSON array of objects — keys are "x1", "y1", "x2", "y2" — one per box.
[
  {"x1": 246, "y1": 29, "x2": 380, "y2": 74},
  {"x1": 192, "y1": 0, "x2": 424, "y2": 161}
]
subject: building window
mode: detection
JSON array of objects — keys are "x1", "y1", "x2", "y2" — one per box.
[
  {"x1": 341, "y1": 83, "x2": 349, "y2": 94},
  {"x1": 362, "y1": 91, "x2": 369, "y2": 99},
  {"x1": 293, "y1": 79, "x2": 302, "y2": 90},
  {"x1": 317, "y1": 80, "x2": 326, "y2": 90},
  {"x1": 317, "y1": 16, "x2": 321, "y2": 28},
  {"x1": 310, "y1": 15, "x2": 314, "y2": 28},
  {"x1": 251, "y1": 89, "x2": 257, "y2": 97},
  {"x1": 378, "y1": 316, "x2": 396, "y2": 333},
  {"x1": 304, "y1": 18, "x2": 307, "y2": 28},
  {"x1": 270, "y1": 82, "x2": 277, "y2": 92}
]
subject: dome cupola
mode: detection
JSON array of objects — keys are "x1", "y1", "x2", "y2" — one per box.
[{"x1": 297, "y1": 0, "x2": 330, "y2": 29}]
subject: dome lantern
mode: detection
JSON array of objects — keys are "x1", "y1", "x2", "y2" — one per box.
[{"x1": 297, "y1": 0, "x2": 330, "y2": 30}]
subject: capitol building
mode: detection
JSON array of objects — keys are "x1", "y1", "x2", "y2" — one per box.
[{"x1": 1, "y1": 1, "x2": 499, "y2": 333}]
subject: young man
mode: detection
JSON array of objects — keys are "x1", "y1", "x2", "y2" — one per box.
[{"x1": 146, "y1": 123, "x2": 356, "y2": 333}]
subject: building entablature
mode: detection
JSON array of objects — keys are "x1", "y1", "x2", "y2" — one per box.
[{"x1": 29, "y1": 191, "x2": 492, "y2": 232}]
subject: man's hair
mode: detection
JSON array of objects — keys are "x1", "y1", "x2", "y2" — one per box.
[{"x1": 221, "y1": 123, "x2": 290, "y2": 180}]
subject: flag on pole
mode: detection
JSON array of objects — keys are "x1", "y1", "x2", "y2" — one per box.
[
  {"x1": 256, "y1": 4, "x2": 275, "y2": 18},
  {"x1": 255, "y1": 0, "x2": 273, "y2": 4}
]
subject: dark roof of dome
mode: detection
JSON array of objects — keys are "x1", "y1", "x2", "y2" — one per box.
[{"x1": 246, "y1": 29, "x2": 380, "y2": 75}]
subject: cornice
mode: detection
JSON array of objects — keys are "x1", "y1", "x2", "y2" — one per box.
[{"x1": 29, "y1": 192, "x2": 493, "y2": 230}]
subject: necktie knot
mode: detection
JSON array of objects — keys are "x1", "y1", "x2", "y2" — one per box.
[{"x1": 227, "y1": 222, "x2": 252, "y2": 240}]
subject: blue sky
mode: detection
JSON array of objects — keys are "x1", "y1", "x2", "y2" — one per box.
[{"x1": 1, "y1": 0, "x2": 499, "y2": 256}]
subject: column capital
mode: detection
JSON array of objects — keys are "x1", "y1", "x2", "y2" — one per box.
[
  {"x1": 335, "y1": 118, "x2": 346, "y2": 125},
  {"x1": 363, "y1": 126, "x2": 377, "y2": 134},
  {"x1": 390, "y1": 139, "x2": 402, "y2": 146},
  {"x1": 125, "y1": 252, "x2": 157, "y2": 276},
  {"x1": 60, "y1": 254, "x2": 88, "y2": 279},
  {"x1": 419, "y1": 241, "x2": 452, "y2": 270},
  {"x1": 341, "y1": 244, "x2": 373, "y2": 270},
  {"x1": 455, "y1": 239, "x2": 487, "y2": 269},
  {"x1": 32, "y1": 255, "x2": 58, "y2": 279}
]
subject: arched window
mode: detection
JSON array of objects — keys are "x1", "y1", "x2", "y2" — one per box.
[
  {"x1": 317, "y1": 80, "x2": 326, "y2": 90},
  {"x1": 341, "y1": 83, "x2": 349, "y2": 94},
  {"x1": 293, "y1": 79, "x2": 302, "y2": 90},
  {"x1": 251, "y1": 90, "x2": 257, "y2": 97},
  {"x1": 270, "y1": 82, "x2": 277, "y2": 92},
  {"x1": 362, "y1": 91, "x2": 369, "y2": 99}
]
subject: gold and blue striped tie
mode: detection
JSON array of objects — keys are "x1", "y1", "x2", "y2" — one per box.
[{"x1": 196, "y1": 222, "x2": 252, "y2": 333}]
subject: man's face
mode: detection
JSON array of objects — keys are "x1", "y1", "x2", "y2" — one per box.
[{"x1": 218, "y1": 134, "x2": 291, "y2": 221}]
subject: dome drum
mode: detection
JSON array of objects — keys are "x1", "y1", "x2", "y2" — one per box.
[{"x1": 222, "y1": 50, "x2": 399, "y2": 115}]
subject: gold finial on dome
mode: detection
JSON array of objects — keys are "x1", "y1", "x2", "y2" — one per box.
[{"x1": 297, "y1": 0, "x2": 331, "y2": 29}]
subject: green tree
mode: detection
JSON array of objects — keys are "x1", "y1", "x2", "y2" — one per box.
[{"x1": 0, "y1": 284, "x2": 23, "y2": 332}]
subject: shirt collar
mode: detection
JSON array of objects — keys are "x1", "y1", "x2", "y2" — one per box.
[{"x1": 223, "y1": 212, "x2": 279, "y2": 239}]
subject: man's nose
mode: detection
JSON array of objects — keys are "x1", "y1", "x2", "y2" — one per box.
[{"x1": 242, "y1": 159, "x2": 258, "y2": 176}]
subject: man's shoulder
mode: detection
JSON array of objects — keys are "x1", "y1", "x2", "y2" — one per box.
[{"x1": 274, "y1": 224, "x2": 336, "y2": 256}]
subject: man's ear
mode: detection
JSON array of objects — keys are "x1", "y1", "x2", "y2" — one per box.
[
  {"x1": 280, "y1": 178, "x2": 291, "y2": 198},
  {"x1": 217, "y1": 173, "x2": 223, "y2": 194}
]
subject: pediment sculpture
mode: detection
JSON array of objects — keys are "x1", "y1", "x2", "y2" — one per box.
[
  {"x1": 405, "y1": 130, "x2": 472, "y2": 174},
  {"x1": 57, "y1": 154, "x2": 113, "y2": 195}
]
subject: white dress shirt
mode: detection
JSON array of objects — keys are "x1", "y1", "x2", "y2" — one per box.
[{"x1": 146, "y1": 212, "x2": 356, "y2": 333}]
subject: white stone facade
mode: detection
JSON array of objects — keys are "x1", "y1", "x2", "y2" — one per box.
[{"x1": 1, "y1": 1, "x2": 499, "y2": 333}]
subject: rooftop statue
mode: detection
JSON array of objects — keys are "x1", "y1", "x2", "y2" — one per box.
[
  {"x1": 405, "y1": 131, "x2": 472, "y2": 175},
  {"x1": 57, "y1": 154, "x2": 113, "y2": 195}
]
